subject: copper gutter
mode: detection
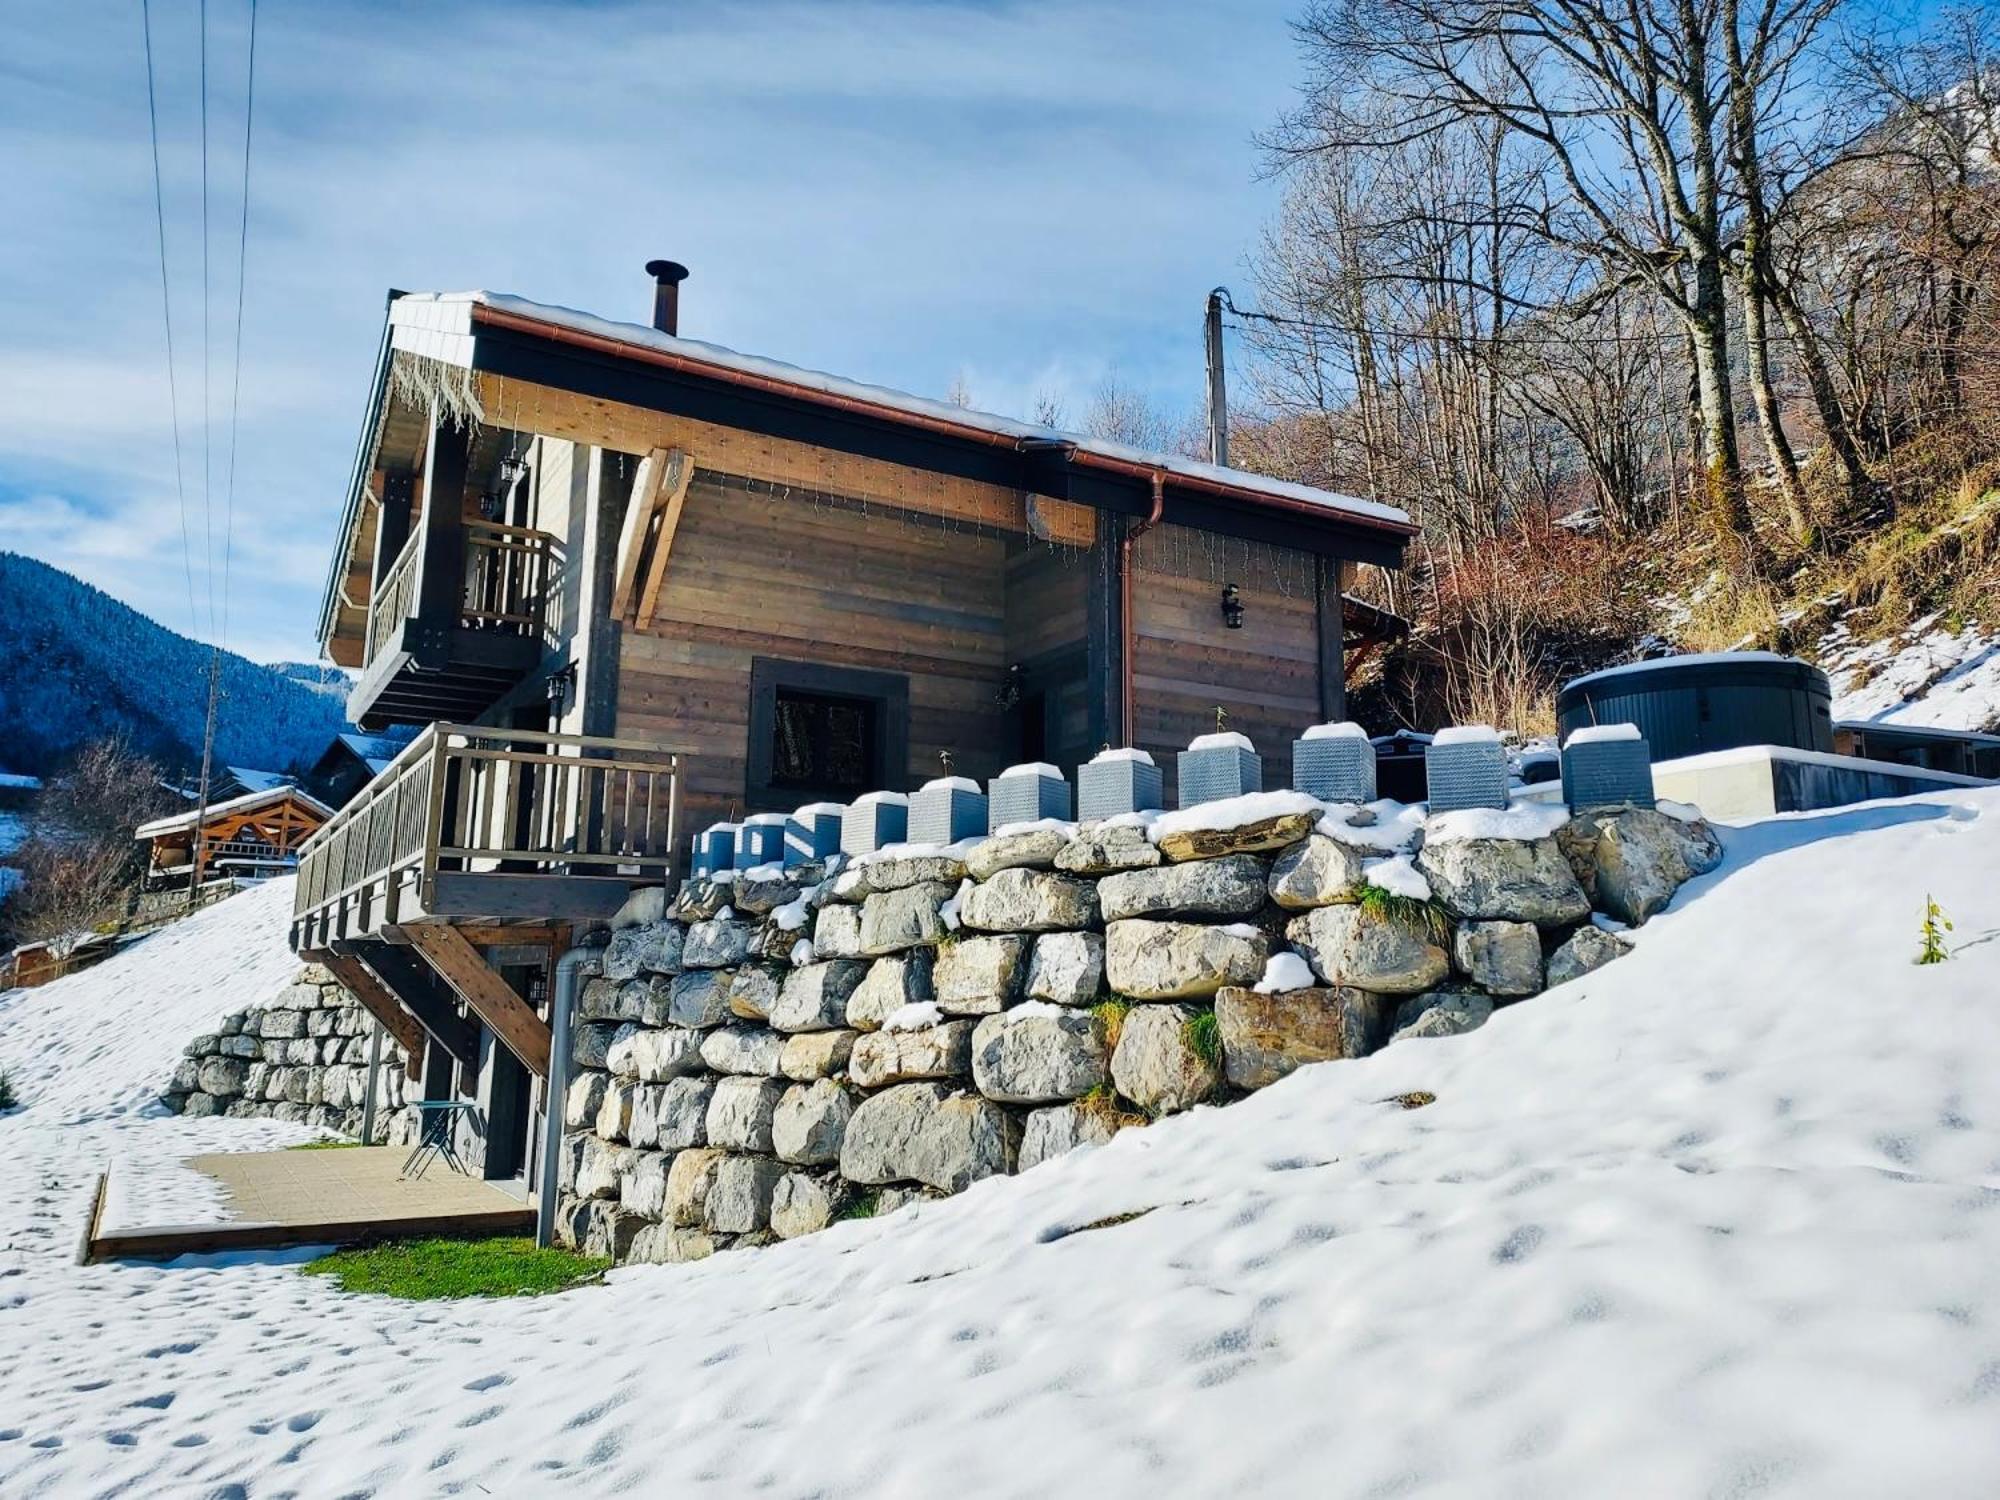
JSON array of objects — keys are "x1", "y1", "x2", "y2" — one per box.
[
  {"x1": 467, "y1": 303, "x2": 1416, "y2": 539},
  {"x1": 1119, "y1": 472, "x2": 1166, "y2": 745}
]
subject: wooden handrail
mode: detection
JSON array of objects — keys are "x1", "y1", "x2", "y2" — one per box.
[{"x1": 292, "y1": 724, "x2": 683, "y2": 933}]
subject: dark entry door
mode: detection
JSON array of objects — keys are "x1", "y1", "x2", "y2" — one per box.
[{"x1": 1010, "y1": 648, "x2": 1093, "y2": 771}]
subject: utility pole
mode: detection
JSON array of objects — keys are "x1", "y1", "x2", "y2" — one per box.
[
  {"x1": 186, "y1": 647, "x2": 223, "y2": 906},
  {"x1": 1205, "y1": 287, "x2": 1230, "y2": 467}
]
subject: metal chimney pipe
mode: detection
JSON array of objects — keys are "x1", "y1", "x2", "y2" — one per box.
[
  {"x1": 1205, "y1": 287, "x2": 1229, "y2": 468},
  {"x1": 645, "y1": 259, "x2": 690, "y2": 335}
]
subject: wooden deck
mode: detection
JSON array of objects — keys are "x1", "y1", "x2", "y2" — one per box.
[{"x1": 82, "y1": 1147, "x2": 534, "y2": 1264}]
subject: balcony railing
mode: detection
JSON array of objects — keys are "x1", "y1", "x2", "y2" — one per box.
[
  {"x1": 363, "y1": 521, "x2": 564, "y2": 668},
  {"x1": 291, "y1": 724, "x2": 682, "y2": 944}
]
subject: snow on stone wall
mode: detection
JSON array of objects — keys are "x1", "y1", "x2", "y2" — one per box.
[{"x1": 555, "y1": 794, "x2": 1722, "y2": 1263}]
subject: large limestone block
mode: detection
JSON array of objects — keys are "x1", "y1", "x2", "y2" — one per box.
[
  {"x1": 959, "y1": 868, "x2": 1099, "y2": 933},
  {"x1": 627, "y1": 1083, "x2": 665, "y2": 1150},
  {"x1": 704, "y1": 1154, "x2": 783, "y2": 1235},
  {"x1": 965, "y1": 825, "x2": 1069, "y2": 880},
  {"x1": 603, "y1": 920, "x2": 683, "y2": 981},
  {"x1": 1267, "y1": 834, "x2": 1367, "y2": 909},
  {"x1": 841, "y1": 851, "x2": 968, "y2": 897},
  {"x1": 838, "y1": 1082, "x2": 1020, "y2": 1192},
  {"x1": 768, "y1": 960, "x2": 870, "y2": 1033},
  {"x1": 1019, "y1": 1102, "x2": 1124, "y2": 1171},
  {"x1": 1098, "y1": 854, "x2": 1267, "y2": 922},
  {"x1": 609, "y1": 885, "x2": 668, "y2": 930},
  {"x1": 683, "y1": 918, "x2": 756, "y2": 970},
  {"x1": 1056, "y1": 823, "x2": 1161, "y2": 875},
  {"x1": 1545, "y1": 924, "x2": 1632, "y2": 988},
  {"x1": 675, "y1": 878, "x2": 732, "y2": 923},
  {"x1": 666, "y1": 969, "x2": 734, "y2": 1029},
  {"x1": 571, "y1": 1022, "x2": 618, "y2": 1071},
  {"x1": 1286, "y1": 905, "x2": 1449, "y2": 995},
  {"x1": 1110, "y1": 1004, "x2": 1220, "y2": 1115},
  {"x1": 1560, "y1": 808, "x2": 1723, "y2": 926},
  {"x1": 1453, "y1": 919, "x2": 1544, "y2": 996},
  {"x1": 1416, "y1": 836, "x2": 1589, "y2": 926},
  {"x1": 196, "y1": 1057, "x2": 248, "y2": 1097},
  {"x1": 970, "y1": 1008, "x2": 1108, "y2": 1104},
  {"x1": 813, "y1": 902, "x2": 864, "y2": 960},
  {"x1": 732, "y1": 864, "x2": 803, "y2": 915},
  {"x1": 779, "y1": 1029, "x2": 857, "y2": 1081},
  {"x1": 772, "y1": 1079, "x2": 856, "y2": 1165},
  {"x1": 1214, "y1": 985, "x2": 1390, "y2": 1089},
  {"x1": 1156, "y1": 810, "x2": 1315, "y2": 863},
  {"x1": 699, "y1": 1025, "x2": 786, "y2": 1076},
  {"x1": 933, "y1": 934, "x2": 1028, "y2": 1016},
  {"x1": 1103, "y1": 919, "x2": 1269, "y2": 1000},
  {"x1": 577, "y1": 1138, "x2": 634, "y2": 1200},
  {"x1": 1024, "y1": 931, "x2": 1104, "y2": 1006},
  {"x1": 596, "y1": 1078, "x2": 639, "y2": 1142},
  {"x1": 706, "y1": 1076, "x2": 786, "y2": 1152},
  {"x1": 603, "y1": 1022, "x2": 646, "y2": 1078},
  {"x1": 654, "y1": 1076, "x2": 716, "y2": 1149},
  {"x1": 847, "y1": 1020, "x2": 976, "y2": 1088},
  {"x1": 631, "y1": 975, "x2": 677, "y2": 1028},
  {"x1": 258, "y1": 1009, "x2": 306, "y2": 1041},
  {"x1": 846, "y1": 951, "x2": 934, "y2": 1031},
  {"x1": 727, "y1": 965, "x2": 783, "y2": 1023},
  {"x1": 627, "y1": 1026, "x2": 704, "y2": 1083},
  {"x1": 665, "y1": 1147, "x2": 726, "y2": 1226},
  {"x1": 1391, "y1": 989, "x2": 1494, "y2": 1041},
  {"x1": 771, "y1": 1171, "x2": 849, "y2": 1239},
  {"x1": 575, "y1": 977, "x2": 630, "y2": 1022},
  {"x1": 857, "y1": 883, "x2": 957, "y2": 955},
  {"x1": 620, "y1": 1150, "x2": 671, "y2": 1220}
]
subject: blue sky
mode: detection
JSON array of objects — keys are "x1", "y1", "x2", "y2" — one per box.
[{"x1": 0, "y1": 0, "x2": 1303, "y2": 664}]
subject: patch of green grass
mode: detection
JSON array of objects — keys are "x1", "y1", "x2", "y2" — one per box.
[
  {"x1": 1356, "y1": 884, "x2": 1452, "y2": 945},
  {"x1": 301, "y1": 1237, "x2": 608, "y2": 1300},
  {"x1": 286, "y1": 1138, "x2": 362, "y2": 1151},
  {"x1": 1180, "y1": 1007, "x2": 1222, "y2": 1068},
  {"x1": 1077, "y1": 1082, "x2": 1148, "y2": 1131},
  {"x1": 836, "y1": 1190, "x2": 880, "y2": 1222},
  {"x1": 1091, "y1": 998, "x2": 1132, "y2": 1051}
]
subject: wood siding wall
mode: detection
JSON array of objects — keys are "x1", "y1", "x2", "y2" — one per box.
[
  {"x1": 614, "y1": 476, "x2": 1024, "y2": 843},
  {"x1": 1129, "y1": 523, "x2": 1322, "y2": 800}
]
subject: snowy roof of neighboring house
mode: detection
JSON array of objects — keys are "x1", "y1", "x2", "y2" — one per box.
[
  {"x1": 223, "y1": 767, "x2": 294, "y2": 795},
  {"x1": 134, "y1": 785, "x2": 334, "y2": 841},
  {"x1": 391, "y1": 291, "x2": 1415, "y2": 532}
]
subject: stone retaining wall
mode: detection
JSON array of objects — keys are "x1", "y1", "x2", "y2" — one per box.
[
  {"x1": 553, "y1": 798, "x2": 1721, "y2": 1262},
  {"x1": 162, "y1": 963, "x2": 420, "y2": 1143}
]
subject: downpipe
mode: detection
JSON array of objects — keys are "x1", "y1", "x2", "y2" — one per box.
[{"x1": 535, "y1": 941, "x2": 600, "y2": 1249}]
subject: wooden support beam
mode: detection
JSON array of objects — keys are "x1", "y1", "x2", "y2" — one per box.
[
  {"x1": 307, "y1": 948, "x2": 428, "y2": 1080},
  {"x1": 405, "y1": 924, "x2": 553, "y2": 1079},
  {"x1": 1315, "y1": 554, "x2": 1346, "y2": 724},
  {"x1": 633, "y1": 449, "x2": 695, "y2": 628},
  {"x1": 351, "y1": 942, "x2": 479, "y2": 1067},
  {"x1": 609, "y1": 446, "x2": 673, "y2": 618}
]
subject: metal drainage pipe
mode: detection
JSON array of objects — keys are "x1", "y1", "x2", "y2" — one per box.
[{"x1": 535, "y1": 943, "x2": 598, "y2": 1250}]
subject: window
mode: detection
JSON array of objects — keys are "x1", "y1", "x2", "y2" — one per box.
[
  {"x1": 771, "y1": 688, "x2": 877, "y2": 792},
  {"x1": 746, "y1": 658, "x2": 908, "y2": 809}
]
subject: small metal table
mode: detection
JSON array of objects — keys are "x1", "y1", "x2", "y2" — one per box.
[{"x1": 402, "y1": 1100, "x2": 480, "y2": 1180}]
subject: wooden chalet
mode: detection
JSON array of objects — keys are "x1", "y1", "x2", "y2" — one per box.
[
  {"x1": 289, "y1": 264, "x2": 1414, "y2": 1182},
  {"x1": 135, "y1": 784, "x2": 333, "y2": 889}
]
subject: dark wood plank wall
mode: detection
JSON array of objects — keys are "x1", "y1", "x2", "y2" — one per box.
[
  {"x1": 1129, "y1": 523, "x2": 1323, "y2": 801},
  {"x1": 1003, "y1": 540, "x2": 1089, "y2": 666},
  {"x1": 616, "y1": 476, "x2": 1014, "y2": 842}
]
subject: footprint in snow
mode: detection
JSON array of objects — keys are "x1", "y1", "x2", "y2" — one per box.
[
  {"x1": 462, "y1": 1373, "x2": 509, "y2": 1393},
  {"x1": 285, "y1": 1411, "x2": 322, "y2": 1432},
  {"x1": 128, "y1": 1392, "x2": 175, "y2": 1410},
  {"x1": 1493, "y1": 1224, "x2": 1546, "y2": 1264}
]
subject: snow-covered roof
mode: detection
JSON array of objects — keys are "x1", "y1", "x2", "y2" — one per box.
[
  {"x1": 390, "y1": 291, "x2": 1413, "y2": 533},
  {"x1": 334, "y1": 732, "x2": 412, "y2": 774},
  {"x1": 134, "y1": 785, "x2": 335, "y2": 841},
  {"x1": 223, "y1": 766, "x2": 293, "y2": 795}
]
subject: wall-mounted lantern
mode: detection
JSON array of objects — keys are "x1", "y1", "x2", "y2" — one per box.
[
  {"x1": 545, "y1": 661, "x2": 578, "y2": 717},
  {"x1": 1220, "y1": 583, "x2": 1244, "y2": 629}
]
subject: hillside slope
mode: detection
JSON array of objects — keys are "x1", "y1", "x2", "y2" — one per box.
[
  {"x1": 0, "y1": 552, "x2": 348, "y2": 777},
  {"x1": 2, "y1": 795, "x2": 1997, "y2": 1496}
]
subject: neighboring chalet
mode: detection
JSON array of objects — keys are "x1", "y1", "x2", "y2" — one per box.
[
  {"x1": 304, "y1": 730, "x2": 416, "y2": 809},
  {"x1": 136, "y1": 784, "x2": 333, "y2": 889},
  {"x1": 290, "y1": 265, "x2": 1413, "y2": 1181}
]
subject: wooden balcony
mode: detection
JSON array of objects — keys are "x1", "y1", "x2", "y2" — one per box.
[
  {"x1": 290, "y1": 724, "x2": 682, "y2": 949},
  {"x1": 350, "y1": 520, "x2": 563, "y2": 730}
]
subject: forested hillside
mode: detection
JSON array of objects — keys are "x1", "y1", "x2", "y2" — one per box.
[
  {"x1": 0, "y1": 552, "x2": 348, "y2": 777},
  {"x1": 1218, "y1": 3, "x2": 2000, "y2": 734}
]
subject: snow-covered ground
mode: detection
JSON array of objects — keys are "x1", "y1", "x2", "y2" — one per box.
[
  {"x1": 1824, "y1": 615, "x2": 2000, "y2": 732},
  {"x1": 3, "y1": 799, "x2": 1999, "y2": 1497}
]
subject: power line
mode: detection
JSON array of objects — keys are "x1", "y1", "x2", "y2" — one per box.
[
  {"x1": 140, "y1": 0, "x2": 201, "y2": 640},
  {"x1": 220, "y1": 0, "x2": 257, "y2": 652},
  {"x1": 199, "y1": 0, "x2": 214, "y2": 642}
]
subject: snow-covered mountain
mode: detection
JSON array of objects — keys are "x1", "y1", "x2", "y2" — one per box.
[{"x1": 0, "y1": 552, "x2": 348, "y2": 777}]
